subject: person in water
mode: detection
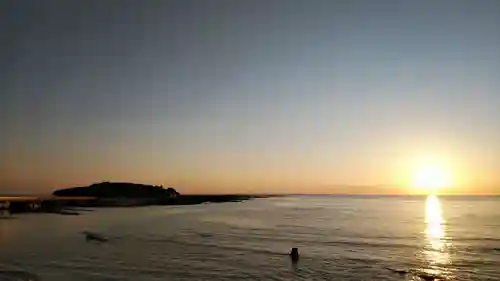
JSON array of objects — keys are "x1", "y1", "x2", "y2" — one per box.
[{"x1": 290, "y1": 247, "x2": 299, "y2": 262}]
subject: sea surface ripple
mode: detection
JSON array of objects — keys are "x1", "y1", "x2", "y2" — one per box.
[{"x1": 1, "y1": 196, "x2": 499, "y2": 280}]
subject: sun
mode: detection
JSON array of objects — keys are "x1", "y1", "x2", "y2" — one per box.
[{"x1": 412, "y1": 164, "x2": 452, "y2": 193}]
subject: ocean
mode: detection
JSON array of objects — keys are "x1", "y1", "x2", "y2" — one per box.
[{"x1": 1, "y1": 195, "x2": 499, "y2": 281}]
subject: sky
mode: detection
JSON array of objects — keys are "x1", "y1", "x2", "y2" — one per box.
[{"x1": 1, "y1": 0, "x2": 500, "y2": 195}]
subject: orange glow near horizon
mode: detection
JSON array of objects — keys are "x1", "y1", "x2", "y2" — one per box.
[{"x1": 2, "y1": 150, "x2": 500, "y2": 195}]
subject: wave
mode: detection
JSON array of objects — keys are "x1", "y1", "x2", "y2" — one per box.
[
  {"x1": 385, "y1": 268, "x2": 451, "y2": 281},
  {"x1": 322, "y1": 239, "x2": 419, "y2": 250},
  {"x1": 457, "y1": 246, "x2": 500, "y2": 255},
  {"x1": 451, "y1": 237, "x2": 500, "y2": 242},
  {"x1": 108, "y1": 234, "x2": 290, "y2": 257},
  {"x1": 211, "y1": 233, "x2": 418, "y2": 251},
  {"x1": 106, "y1": 231, "x2": 420, "y2": 263}
]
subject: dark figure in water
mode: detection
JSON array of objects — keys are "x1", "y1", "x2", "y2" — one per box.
[{"x1": 290, "y1": 247, "x2": 299, "y2": 262}]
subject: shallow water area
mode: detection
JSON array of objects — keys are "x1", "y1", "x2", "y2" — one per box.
[{"x1": 1, "y1": 196, "x2": 499, "y2": 280}]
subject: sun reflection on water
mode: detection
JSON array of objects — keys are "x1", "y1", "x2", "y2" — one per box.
[
  {"x1": 426, "y1": 195, "x2": 444, "y2": 250},
  {"x1": 423, "y1": 195, "x2": 451, "y2": 276}
]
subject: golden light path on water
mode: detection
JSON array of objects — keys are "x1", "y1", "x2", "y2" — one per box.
[{"x1": 423, "y1": 195, "x2": 451, "y2": 277}]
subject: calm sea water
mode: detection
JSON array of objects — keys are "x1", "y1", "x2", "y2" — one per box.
[{"x1": 1, "y1": 196, "x2": 499, "y2": 281}]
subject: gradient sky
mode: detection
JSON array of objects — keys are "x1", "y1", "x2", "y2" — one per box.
[{"x1": 1, "y1": 0, "x2": 500, "y2": 194}]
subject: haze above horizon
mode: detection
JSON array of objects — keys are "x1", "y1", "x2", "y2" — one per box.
[{"x1": 1, "y1": 0, "x2": 500, "y2": 195}]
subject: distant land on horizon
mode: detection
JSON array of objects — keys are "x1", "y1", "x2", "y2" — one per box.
[
  {"x1": 0, "y1": 181, "x2": 498, "y2": 198},
  {"x1": 52, "y1": 182, "x2": 180, "y2": 198},
  {"x1": 0, "y1": 182, "x2": 262, "y2": 212}
]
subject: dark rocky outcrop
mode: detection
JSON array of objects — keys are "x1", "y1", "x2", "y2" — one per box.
[
  {"x1": 53, "y1": 182, "x2": 180, "y2": 198},
  {"x1": 2, "y1": 183, "x2": 265, "y2": 214},
  {"x1": 50, "y1": 182, "x2": 259, "y2": 208}
]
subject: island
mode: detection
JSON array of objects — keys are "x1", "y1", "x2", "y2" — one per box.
[
  {"x1": 1, "y1": 182, "x2": 261, "y2": 214},
  {"x1": 0, "y1": 182, "x2": 269, "y2": 214},
  {"x1": 52, "y1": 182, "x2": 258, "y2": 207}
]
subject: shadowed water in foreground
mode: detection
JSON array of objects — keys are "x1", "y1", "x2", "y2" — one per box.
[{"x1": 1, "y1": 196, "x2": 499, "y2": 280}]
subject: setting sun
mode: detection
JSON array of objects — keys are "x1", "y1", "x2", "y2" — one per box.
[{"x1": 412, "y1": 164, "x2": 452, "y2": 192}]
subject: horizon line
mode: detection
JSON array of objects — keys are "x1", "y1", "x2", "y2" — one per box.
[{"x1": 1, "y1": 193, "x2": 500, "y2": 198}]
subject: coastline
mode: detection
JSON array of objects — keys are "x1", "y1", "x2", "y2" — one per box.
[
  {"x1": 1, "y1": 182, "x2": 276, "y2": 215},
  {"x1": 0, "y1": 194, "x2": 266, "y2": 215}
]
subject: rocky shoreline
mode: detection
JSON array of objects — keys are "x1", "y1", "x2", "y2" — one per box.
[
  {"x1": 1, "y1": 194, "x2": 261, "y2": 215},
  {"x1": 1, "y1": 182, "x2": 267, "y2": 215}
]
